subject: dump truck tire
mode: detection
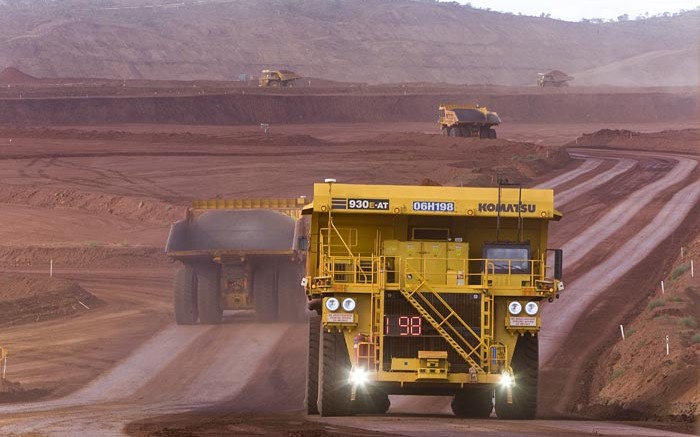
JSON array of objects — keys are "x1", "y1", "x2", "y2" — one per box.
[
  {"x1": 495, "y1": 335, "x2": 538, "y2": 419},
  {"x1": 448, "y1": 127, "x2": 458, "y2": 137},
  {"x1": 197, "y1": 262, "x2": 222, "y2": 324},
  {"x1": 451, "y1": 386, "x2": 493, "y2": 417},
  {"x1": 441, "y1": 127, "x2": 448, "y2": 136},
  {"x1": 318, "y1": 329, "x2": 353, "y2": 416},
  {"x1": 489, "y1": 129, "x2": 497, "y2": 139},
  {"x1": 354, "y1": 387, "x2": 390, "y2": 415},
  {"x1": 277, "y1": 261, "x2": 306, "y2": 322},
  {"x1": 254, "y1": 262, "x2": 278, "y2": 322},
  {"x1": 174, "y1": 264, "x2": 198, "y2": 325},
  {"x1": 306, "y1": 315, "x2": 321, "y2": 415},
  {"x1": 479, "y1": 127, "x2": 489, "y2": 139}
]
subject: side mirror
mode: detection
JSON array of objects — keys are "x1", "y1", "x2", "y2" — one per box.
[
  {"x1": 552, "y1": 249, "x2": 563, "y2": 280},
  {"x1": 298, "y1": 236, "x2": 309, "y2": 251}
]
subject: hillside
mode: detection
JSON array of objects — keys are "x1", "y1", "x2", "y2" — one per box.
[{"x1": 0, "y1": 0, "x2": 697, "y2": 86}]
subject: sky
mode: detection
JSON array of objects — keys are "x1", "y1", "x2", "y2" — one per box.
[{"x1": 449, "y1": 0, "x2": 699, "y2": 21}]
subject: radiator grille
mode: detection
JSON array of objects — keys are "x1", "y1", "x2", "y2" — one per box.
[{"x1": 383, "y1": 291, "x2": 481, "y2": 373}]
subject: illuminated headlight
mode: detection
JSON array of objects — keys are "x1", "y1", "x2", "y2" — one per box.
[
  {"x1": 524, "y1": 301, "x2": 539, "y2": 316},
  {"x1": 507, "y1": 301, "x2": 522, "y2": 315},
  {"x1": 325, "y1": 297, "x2": 340, "y2": 312},
  {"x1": 342, "y1": 298, "x2": 356, "y2": 312},
  {"x1": 349, "y1": 368, "x2": 368, "y2": 385},
  {"x1": 500, "y1": 371, "x2": 513, "y2": 387}
]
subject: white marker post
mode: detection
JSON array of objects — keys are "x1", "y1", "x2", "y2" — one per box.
[
  {"x1": 620, "y1": 325, "x2": 625, "y2": 340},
  {"x1": 661, "y1": 280, "x2": 665, "y2": 294},
  {"x1": 665, "y1": 336, "x2": 670, "y2": 356},
  {"x1": 680, "y1": 247, "x2": 684, "y2": 258},
  {"x1": 692, "y1": 260, "x2": 694, "y2": 278},
  {"x1": 50, "y1": 259, "x2": 53, "y2": 278}
]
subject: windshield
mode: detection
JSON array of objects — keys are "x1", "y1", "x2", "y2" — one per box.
[{"x1": 483, "y1": 245, "x2": 530, "y2": 274}]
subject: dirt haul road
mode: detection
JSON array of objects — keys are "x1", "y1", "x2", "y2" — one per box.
[{"x1": 1, "y1": 144, "x2": 698, "y2": 436}]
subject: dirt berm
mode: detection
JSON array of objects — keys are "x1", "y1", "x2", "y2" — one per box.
[{"x1": 0, "y1": 91, "x2": 695, "y2": 125}]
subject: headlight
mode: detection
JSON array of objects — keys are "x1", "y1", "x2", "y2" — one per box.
[
  {"x1": 508, "y1": 301, "x2": 522, "y2": 315},
  {"x1": 349, "y1": 368, "x2": 368, "y2": 385},
  {"x1": 500, "y1": 370, "x2": 513, "y2": 387},
  {"x1": 524, "y1": 301, "x2": 539, "y2": 316},
  {"x1": 325, "y1": 297, "x2": 339, "y2": 312},
  {"x1": 342, "y1": 298, "x2": 356, "y2": 312}
]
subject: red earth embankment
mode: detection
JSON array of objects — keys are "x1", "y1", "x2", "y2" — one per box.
[{"x1": 0, "y1": 91, "x2": 695, "y2": 125}]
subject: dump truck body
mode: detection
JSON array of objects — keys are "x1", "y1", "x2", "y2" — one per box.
[
  {"x1": 259, "y1": 69, "x2": 301, "y2": 87},
  {"x1": 304, "y1": 183, "x2": 563, "y2": 418},
  {"x1": 439, "y1": 104, "x2": 501, "y2": 139},
  {"x1": 165, "y1": 198, "x2": 309, "y2": 324},
  {"x1": 537, "y1": 70, "x2": 574, "y2": 87}
]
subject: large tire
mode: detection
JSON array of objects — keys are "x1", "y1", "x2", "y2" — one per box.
[
  {"x1": 451, "y1": 386, "x2": 493, "y2": 417},
  {"x1": 306, "y1": 315, "x2": 321, "y2": 415},
  {"x1": 489, "y1": 129, "x2": 497, "y2": 139},
  {"x1": 174, "y1": 264, "x2": 198, "y2": 325},
  {"x1": 277, "y1": 261, "x2": 306, "y2": 322},
  {"x1": 318, "y1": 329, "x2": 353, "y2": 416},
  {"x1": 197, "y1": 262, "x2": 222, "y2": 324},
  {"x1": 479, "y1": 127, "x2": 489, "y2": 139},
  {"x1": 354, "y1": 387, "x2": 390, "y2": 415},
  {"x1": 495, "y1": 335, "x2": 538, "y2": 419},
  {"x1": 447, "y1": 127, "x2": 457, "y2": 137},
  {"x1": 254, "y1": 262, "x2": 278, "y2": 322}
]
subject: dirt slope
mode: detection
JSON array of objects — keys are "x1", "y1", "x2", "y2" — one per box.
[{"x1": 0, "y1": 0, "x2": 697, "y2": 86}]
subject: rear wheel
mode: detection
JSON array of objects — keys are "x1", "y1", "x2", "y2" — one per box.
[
  {"x1": 174, "y1": 263, "x2": 198, "y2": 325},
  {"x1": 254, "y1": 262, "x2": 278, "y2": 322},
  {"x1": 451, "y1": 386, "x2": 493, "y2": 417},
  {"x1": 197, "y1": 262, "x2": 222, "y2": 324},
  {"x1": 479, "y1": 127, "x2": 489, "y2": 139},
  {"x1": 318, "y1": 329, "x2": 353, "y2": 416},
  {"x1": 495, "y1": 335, "x2": 538, "y2": 419},
  {"x1": 306, "y1": 315, "x2": 321, "y2": 415},
  {"x1": 447, "y1": 127, "x2": 457, "y2": 137},
  {"x1": 277, "y1": 261, "x2": 306, "y2": 322},
  {"x1": 489, "y1": 129, "x2": 497, "y2": 139}
]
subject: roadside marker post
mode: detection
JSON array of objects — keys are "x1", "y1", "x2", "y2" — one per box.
[
  {"x1": 620, "y1": 325, "x2": 625, "y2": 340},
  {"x1": 665, "y1": 336, "x2": 670, "y2": 356},
  {"x1": 1, "y1": 347, "x2": 6, "y2": 380},
  {"x1": 50, "y1": 259, "x2": 53, "y2": 278},
  {"x1": 661, "y1": 280, "x2": 665, "y2": 294},
  {"x1": 692, "y1": 260, "x2": 694, "y2": 278}
]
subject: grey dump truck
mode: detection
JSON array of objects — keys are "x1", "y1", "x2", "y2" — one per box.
[{"x1": 165, "y1": 198, "x2": 309, "y2": 324}]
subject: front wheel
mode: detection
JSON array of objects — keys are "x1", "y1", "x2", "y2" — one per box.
[
  {"x1": 451, "y1": 386, "x2": 493, "y2": 417},
  {"x1": 495, "y1": 335, "x2": 538, "y2": 419},
  {"x1": 306, "y1": 315, "x2": 321, "y2": 415},
  {"x1": 318, "y1": 329, "x2": 353, "y2": 416},
  {"x1": 354, "y1": 387, "x2": 390, "y2": 415}
]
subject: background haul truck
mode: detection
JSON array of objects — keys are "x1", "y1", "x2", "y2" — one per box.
[
  {"x1": 304, "y1": 182, "x2": 563, "y2": 418},
  {"x1": 166, "y1": 198, "x2": 308, "y2": 324},
  {"x1": 439, "y1": 104, "x2": 501, "y2": 139}
]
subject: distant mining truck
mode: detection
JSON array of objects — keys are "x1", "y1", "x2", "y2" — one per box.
[
  {"x1": 439, "y1": 104, "x2": 501, "y2": 139},
  {"x1": 304, "y1": 182, "x2": 564, "y2": 418},
  {"x1": 165, "y1": 198, "x2": 309, "y2": 324},
  {"x1": 258, "y1": 69, "x2": 301, "y2": 87},
  {"x1": 537, "y1": 70, "x2": 574, "y2": 87}
]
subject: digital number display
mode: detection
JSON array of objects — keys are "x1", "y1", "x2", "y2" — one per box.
[{"x1": 385, "y1": 315, "x2": 423, "y2": 336}]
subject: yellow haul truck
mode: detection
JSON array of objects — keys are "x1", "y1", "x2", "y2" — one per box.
[
  {"x1": 439, "y1": 104, "x2": 501, "y2": 139},
  {"x1": 259, "y1": 69, "x2": 301, "y2": 87},
  {"x1": 165, "y1": 198, "x2": 309, "y2": 324},
  {"x1": 303, "y1": 182, "x2": 563, "y2": 418}
]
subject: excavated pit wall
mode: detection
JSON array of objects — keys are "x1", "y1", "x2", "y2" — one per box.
[{"x1": 0, "y1": 92, "x2": 695, "y2": 125}]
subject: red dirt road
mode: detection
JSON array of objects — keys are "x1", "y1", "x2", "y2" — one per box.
[{"x1": 0, "y1": 122, "x2": 697, "y2": 436}]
